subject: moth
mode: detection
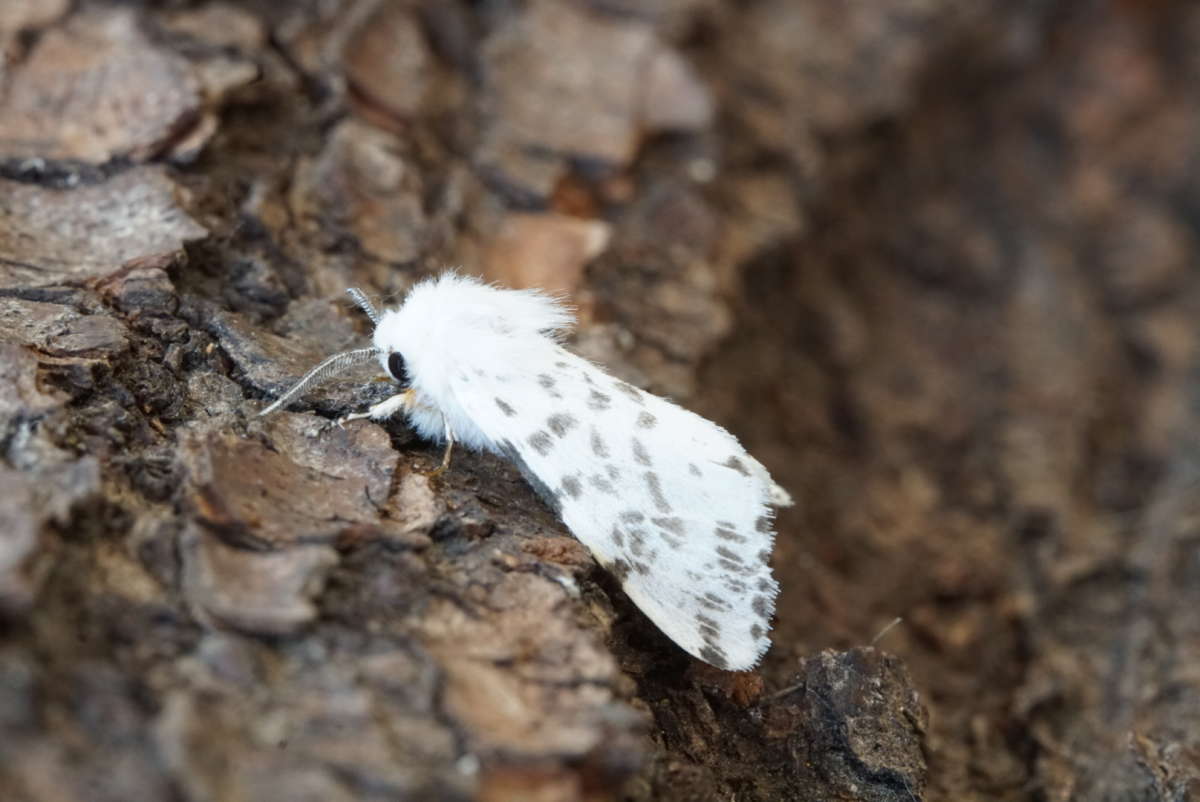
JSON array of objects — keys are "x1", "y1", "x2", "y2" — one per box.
[{"x1": 260, "y1": 273, "x2": 791, "y2": 670}]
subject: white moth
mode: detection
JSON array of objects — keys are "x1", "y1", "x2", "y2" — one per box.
[{"x1": 260, "y1": 273, "x2": 792, "y2": 670}]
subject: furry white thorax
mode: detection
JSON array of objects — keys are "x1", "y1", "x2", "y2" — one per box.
[{"x1": 371, "y1": 273, "x2": 573, "y2": 451}]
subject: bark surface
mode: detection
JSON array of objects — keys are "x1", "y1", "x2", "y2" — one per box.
[{"x1": 2, "y1": 2, "x2": 1198, "y2": 800}]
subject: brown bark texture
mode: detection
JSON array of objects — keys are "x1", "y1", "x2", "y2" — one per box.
[{"x1": 2, "y1": 1, "x2": 1199, "y2": 800}]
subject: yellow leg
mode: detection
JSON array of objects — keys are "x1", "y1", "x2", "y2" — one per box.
[
  {"x1": 427, "y1": 417, "x2": 456, "y2": 477},
  {"x1": 337, "y1": 391, "x2": 455, "y2": 476}
]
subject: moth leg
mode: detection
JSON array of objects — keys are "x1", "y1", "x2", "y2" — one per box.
[
  {"x1": 337, "y1": 388, "x2": 413, "y2": 427},
  {"x1": 428, "y1": 416, "x2": 456, "y2": 477}
]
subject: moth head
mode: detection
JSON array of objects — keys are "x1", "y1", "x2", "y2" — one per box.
[{"x1": 371, "y1": 304, "x2": 414, "y2": 387}]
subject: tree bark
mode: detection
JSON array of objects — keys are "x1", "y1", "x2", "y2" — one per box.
[{"x1": 2, "y1": 2, "x2": 1198, "y2": 800}]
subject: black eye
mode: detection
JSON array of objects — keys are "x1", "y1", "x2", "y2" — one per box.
[{"x1": 387, "y1": 352, "x2": 408, "y2": 384}]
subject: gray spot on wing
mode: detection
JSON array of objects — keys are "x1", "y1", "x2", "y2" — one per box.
[
  {"x1": 611, "y1": 526, "x2": 625, "y2": 548},
  {"x1": 750, "y1": 623, "x2": 764, "y2": 640},
  {"x1": 636, "y1": 411, "x2": 656, "y2": 429},
  {"x1": 587, "y1": 389, "x2": 612, "y2": 411},
  {"x1": 689, "y1": 463, "x2": 702, "y2": 477},
  {"x1": 644, "y1": 471, "x2": 670, "y2": 513},
  {"x1": 538, "y1": 374, "x2": 562, "y2": 398},
  {"x1": 494, "y1": 397, "x2": 517, "y2": 417},
  {"x1": 719, "y1": 558, "x2": 752, "y2": 575},
  {"x1": 628, "y1": 528, "x2": 649, "y2": 557},
  {"x1": 715, "y1": 525, "x2": 746, "y2": 544},
  {"x1": 756, "y1": 515, "x2": 772, "y2": 533},
  {"x1": 529, "y1": 430, "x2": 553, "y2": 455},
  {"x1": 699, "y1": 646, "x2": 728, "y2": 669},
  {"x1": 606, "y1": 464, "x2": 620, "y2": 481},
  {"x1": 620, "y1": 510, "x2": 645, "y2": 524},
  {"x1": 562, "y1": 474, "x2": 583, "y2": 499},
  {"x1": 589, "y1": 474, "x2": 616, "y2": 495},
  {"x1": 590, "y1": 428, "x2": 610, "y2": 458},
  {"x1": 695, "y1": 613, "x2": 729, "y2": 669},
  {"x1": 609, "y1": 558, "x2": 632, "y2": 583},
  {"x1": 752, "y1": 595, "x2": 771, "y2": 618},
  {"x1": 758, "y1": 549, "x2": 772, "y2": 565},
  {"x1": 632, "y1": 438, "x2": 652, "y2": 466},
  {"x1": 652, "y1": 516, "x2": 685, "y2": 535},
  {"x1": 696, "y1": 614, "x2": 720, "y2": 640},
  {"x1": 547, "y1": 413, "x2": 578, "y2": 438},
  {"x1": 756, "y1": 577, "x2": 773, "y2": 592},
  {"x1": 716, "y1": 545, "x2": 744, "y2": 563},
  {"x1": 703, "y1": 592, "x2": 731, "y2": 611},
  {"x1": 656, "y1": 530, "x2": 683, "y2": 549},
  {"x1": 722, "y1": 455, "x2": 750, "y2": 476},
  {"x1": 614, "y1": 381, "x2": 644, "y2": 404}
]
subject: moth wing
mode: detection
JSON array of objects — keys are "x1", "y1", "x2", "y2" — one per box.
[{"x1": 451, "y1": 348, "x2": 779, "y2": 670}]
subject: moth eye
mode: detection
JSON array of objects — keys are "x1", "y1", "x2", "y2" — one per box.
[{"x1": 387, "y1": 352, "x2": 408, "y2": 384}]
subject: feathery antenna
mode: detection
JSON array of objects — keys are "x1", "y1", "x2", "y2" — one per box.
[
  {"x1": 258, "y1": 347, "x2": 380, "y2": 417},
  {"x1": 346, "y1": 287, "x2": 380, "y2": 324}
]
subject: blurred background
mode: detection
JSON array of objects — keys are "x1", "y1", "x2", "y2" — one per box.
[{"x1": 2, "y1": 1, "x2": 1198, "y2": 800}]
